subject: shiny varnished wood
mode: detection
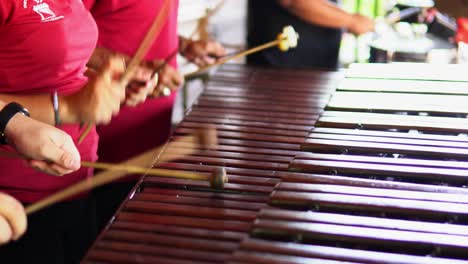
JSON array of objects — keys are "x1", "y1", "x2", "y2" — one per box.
[{"x1": 84, "y1": 64, "x2": 468, "y2": 264}]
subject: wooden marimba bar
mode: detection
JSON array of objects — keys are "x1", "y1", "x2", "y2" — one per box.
[{"x1": 83, "y1": 63, "x2": 468, "y2": 264}]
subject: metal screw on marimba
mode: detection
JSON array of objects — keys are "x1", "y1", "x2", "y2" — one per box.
[
  {"x1": 329, "y1": 169, "x2": 338, "y2": 176},
  {"x1": 311, "y1": 204, "x2": 320, "y2": 211},
  {"x1": 447, "y1": 215, "x2": 459, "y2": 224},
  {"x1": 428, "y1": 247, "x2": 442, "y2": 257},
  {"x1": 210, "y1": 167, "x2": 228, "y2": 189},
  {"x1": 293, "y1": 234, "x2": 304, "y2": 243},
  {"x1": 340, "y1": 148, "x2": 349, "y2": 155},
  {"x1": 356, "y1": 123, "x2": 364, "y2": 129}
]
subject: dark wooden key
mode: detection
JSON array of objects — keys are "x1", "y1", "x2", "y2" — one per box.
[
  {"x1": 277, "y1": 171, "x2": 468, "y2": 194},
  {"x1": 118, "y1": 212, "x2": 252, "y2": 232},
  {"x1": 124, "y1": 200, "x2": 257, "y2": 222},
  {"x1": 203, "y1": 87, "x2": 330, "y2": 101},
  {"x1": 167, "y1": 141, "x2": 299, "y2": 157},
  {"x1": 275, "y1": 183, "x2": 468, "y2": 204},
  {"x1": 301, "y1": 138, "x2": 468, "y2": 160},
  {"x1": 176, "y1": 127, "x2": 306, "y2": 144},
  {"x1": 147, "y1": 166, "x2": 279, "y2": 187},
  {"x1": 94, "y1": 241, "x2": 229, "y2": 263},
  {"x1": 328, "y1": 92, "x2": 468, "y2": 114},
  {"x1": 290, "y1": 158, "x2": 468, "y2": 184},
  {"x1": 204, "y1": 87, "x2": 326, "y2": 102},
  {"x1": 260, "y1": 209, "x2": 468, "y2": 236},
  {"x1": 318, "y1": 111, "x2": 468, "y2": 133},
  {"x1": 197, "y1": 100, "x2": 324, "y2": 115},
  {"x1": 271, "y1": 191, "x2": 468, "y2": 219},
  {"x1": 143, "y1": 176, "x2": 274, "y2": 194},
  {"x1": 103, "y1": 229, "x2": 239, "y2": 252},
  {"x1": 311, "y1": 127, "x2": 468, "y2": 143},
  {"x1": 236, "y1": 239, "x2": 468, "y2": 264},
  {"x1": 112, "y1": 221, "x2": 247, "y2": 241},
  {"x1": 338, "y1": 78, "x2": 468, "y2": 95},
  {"x1": 294, "y1": 153, "x2": 468, "y2": 170},
  {"x1": 191, "y1": 107, "x2": 317, "y2": 123},
  {"x1": 230, "y1": 251, "x2": 354, "y2": 264},
  {"x1": 346, "y1": 63, "x2": 468, "y2": 82},
  {"x1": 159, "y1": 154, "x2": 290, "y2": 171},
  {"x1": 179, "y1": 120, "x2": 309, "y2": 137},
  {"x1": 154, "y1": 162, "x2": 282, "y2": 179},
  {"x1": 85, "y1": 250, "x2": 207, "y2": 264},
  {"x1": 177, "y1": 137, "x2": 301, "y2": 151},
  {"x1": 143, "y1": 187, "x2": 270, "y2": 203},
  {"x1": 254, "y1": 219, "x2": 468, "y2": 252},
  {"x1": 162, "y1": 148, "x2": 293, "y2": 164},
  {"x1": 306, "y1": 132, "x2": 468, "y2": 149},
  {"x1": 133, "y1": 192, "x2": 266, "y2": 211},
  {"x1": 199, "y1": 95, "x2": 329, "y2": 108},
  {"x1": 182, "y1": 117, "x2": 312, "y2": 133}
]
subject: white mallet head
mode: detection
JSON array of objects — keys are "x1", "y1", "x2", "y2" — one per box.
[{"x1": 277, "y1": 25, "x2": 299, "y2": 52}]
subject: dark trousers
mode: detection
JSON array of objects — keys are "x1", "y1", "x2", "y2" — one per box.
[
  {"x1": 93, "y1": 181, "x2": 137, "y2": 232},
  {"x1": 0, "y1": 198, "x2": 96, "y2": 264}
]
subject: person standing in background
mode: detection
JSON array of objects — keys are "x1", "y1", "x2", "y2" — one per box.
[{"x1": 248, "y1": 0, "x2": 375, "y2": 69}]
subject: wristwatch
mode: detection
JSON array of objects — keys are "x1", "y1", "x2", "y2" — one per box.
[{"x1": 0, "y1": 102, "x2": 30, "y2": 145}]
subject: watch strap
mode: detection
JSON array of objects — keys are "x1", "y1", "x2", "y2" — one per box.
[{"x1": 0, "y1": 102, "x2": 30, "y2": 145}]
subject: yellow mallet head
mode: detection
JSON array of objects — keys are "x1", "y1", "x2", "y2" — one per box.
[{"x1": 277, "y1": 25, "x2": 299, "y2": 52}]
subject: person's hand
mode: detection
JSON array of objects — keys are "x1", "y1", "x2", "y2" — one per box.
[
  {"x1": 181, "y1": 39, "x2": 227, "y2": 67},
  {"x1": 0, "y1": 193, "x2": 27, "y2": 244},
  {"x1": 348, "y1": 14, "x2": 375, "y2": 35},
  {"x1": 124, "y1": 66, "x2": 158, "y2": 107},
  {"x1": 5, "y1": 114, "x2": 81, "y2": 176},
  {"x1": 62, "y1": 56, "x2": 126, "y2": 124},
  {"x1": 88, "y1": 47, "x2": 157, "y2": 106},
  {"x1": 149, "y1": 61, "x2": 184, "y2": 98}
]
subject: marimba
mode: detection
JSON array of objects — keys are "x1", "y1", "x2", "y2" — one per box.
[{"x1": 82, "y1": 63, "x2": 468, "y2": 264}]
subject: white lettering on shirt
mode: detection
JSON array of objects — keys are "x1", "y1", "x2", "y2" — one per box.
[{"x1": 32, "y1": 0, "x2": 64, "y2": 22}]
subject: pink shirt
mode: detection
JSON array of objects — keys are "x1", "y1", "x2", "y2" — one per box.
[
  {"x1": 84, "y1": 0, "x2": 180, "y2": 167},
  {"x1": 84, "y1": 0, "x2": 179, "y2": 67},
  {"x1": 0, "y1": 0, "x2": 99, "y2": 202}
]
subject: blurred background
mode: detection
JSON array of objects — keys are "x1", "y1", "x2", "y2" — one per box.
[
  {"x1": 173, "y1": 0, "x2": 468, "y2": 122},
  {"x1": 179, "y1": 0, "x2": 467, "y2": 66}
]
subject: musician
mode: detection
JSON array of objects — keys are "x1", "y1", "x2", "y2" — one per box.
[
  {"x1": 0, "y1": 193, "x2": 26, "y2": 246},
  {"x1": 83, "y1": 0, "x2": 226, "y2": 231},
  {"x1": 247, "y1": 0, "x2": 375, "y2": 69},
  {"x1": 0, "y1": 99, "x2": 84, "y2": 245},
  {"x1": 0, "y1": 0, "x2": 147, "y2": 262}
]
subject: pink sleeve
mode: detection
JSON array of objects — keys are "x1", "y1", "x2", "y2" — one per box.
[
  {"x1": 81, "y1": 0, "x2": 97, "y2": 11},
  {"x1": 0, "y1": 1, "x2": 14, "y2": 25}
]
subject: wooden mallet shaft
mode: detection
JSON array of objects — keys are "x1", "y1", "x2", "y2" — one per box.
[
  {"x1": 25, "y1": 126, "x2": 221, "y2": 215},
  {"x1": 78, "y1": 0, "x2": 172, "y2": 144},
  {"x1": 185, "y1": 39, "x2": 282, "y2": 78},
  {"x1": 82, "y1": 161, "x2": 214, "y2": 182}
]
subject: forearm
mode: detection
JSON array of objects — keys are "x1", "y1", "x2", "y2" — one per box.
[
  {"x1": 277, "y1": 0, "x2": 354, "y2": 29},
  {"x1": 89, "y1": 45, "x2": 133, "y2": 70},
  {"x1": 87, "y1": 47, "x2": 116, "y2": 71},
  {"x1": 0, "y1": 94, "x2": 76, "y2": 125}
]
